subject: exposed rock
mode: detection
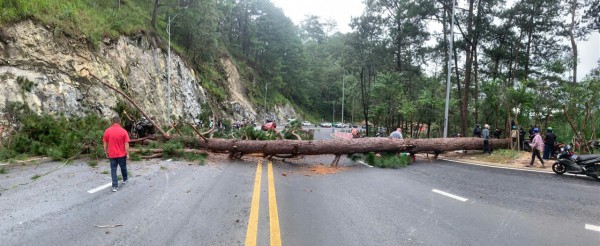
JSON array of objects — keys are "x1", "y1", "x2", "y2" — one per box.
[
  {"x1": 0, "y1": 20, "x2": 206, "y2": 124},
  {"x1": 0, "y1": 20, "x2": 298, "y2": 126}
]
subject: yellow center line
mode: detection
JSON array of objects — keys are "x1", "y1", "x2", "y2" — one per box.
[
  {"x1": 245, "y1": 159, "x2": 262, "y2": 246},
  {"x1": 268, "y1": 161, "x2": 282, "y2": 246}
]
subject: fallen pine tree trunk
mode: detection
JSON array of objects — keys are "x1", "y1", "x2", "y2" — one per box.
[{"x1": 186, "y1": 137, "x2": 510, "y2": 156}]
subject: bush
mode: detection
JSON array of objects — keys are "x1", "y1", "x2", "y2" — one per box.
[
  {"x1": 364, "y1": 152, "x2": 411, "y2": 168},
  {"x1": 1, "y1": 103, "x2": 108, "y2": 161},
  {"x1": 161, "y1": 141, "x2": 184, "y2": 158}
]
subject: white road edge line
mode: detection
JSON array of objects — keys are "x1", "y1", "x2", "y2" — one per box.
[
  {"x1": 87, "y1": 182, "x2": 112, "y2": 194},
  {"x1": 432, "y1": 189, "x2": 468, "y2": 202},
  {"x1": 440, "y1": 158, "x2": 552, "y2": 174},
  {"x1": 358, "y1": 161, "x2": 374, "y2": 168},
  {"x1": 585, "y1": 224, "x2": 600, "y2": 232}
]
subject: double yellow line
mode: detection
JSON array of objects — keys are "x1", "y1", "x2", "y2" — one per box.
[{"x1": 245, "y1": 159, "x2": 282, "y2": 246}]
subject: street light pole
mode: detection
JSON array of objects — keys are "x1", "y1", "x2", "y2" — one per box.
[
  {"x1": 166, "y1": 7, "x2": 187, "y2": 126},
  {"x1": 443, "y1": 0, "x2": 456, "y2": 138},
  {"x1": 341, "y1": 74, "x2": 345, "y2": 126}
]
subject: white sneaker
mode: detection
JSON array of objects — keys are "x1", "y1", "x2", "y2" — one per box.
[
  {"x1": 122, "y1": 179, "x2": 128, "y2": 184},
  {"x1": 112, "y1": 187, "x2": 117, "y2": 192}
]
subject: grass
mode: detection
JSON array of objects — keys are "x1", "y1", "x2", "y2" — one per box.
[
  {"x1": 130, "y1": 153, "x2": 142, "y2": 161},
  {"x1": 475, "y1": 149, "x2": 522, "y2": 163},
  {"x1": 0, "y1": 167, "x2": 7, "y2": 174},
  {"x1": 160, "y1": 166, "x2": 167, "y2": 170},
  {"x1": 30, "y1": 174, "x2": 41, "y2": 180},
  {"x1": 101, "y1": 170, "x2": 109, "y2": 175},
  {"x1": 87, "y1": 160, "x2": 98, "y2": 168},
  {"x1": 0, "y1": 0, "x2": 151, "y2": 47},
  {"x1": 184, "y1": 153, "x2": 207, "y2": 165}
]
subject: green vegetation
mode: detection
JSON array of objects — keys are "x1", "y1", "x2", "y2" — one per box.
[
  {"x1": 364, "y1": 152, "x2": 412, "y2": 169},
  {"x1": 87, "y1": 160, "x2": 98, "y2": 168},
  {"x1": 101, "y1": 170, "x2": 109, "y2": 175},
  {"x1": 0, "y1": 0, "x2": 150, "y2": 46},
  {"x1": 0, "y1": 103, "x2": 107, "y2": 161},
  {"x1": 0, "y1": 167, "x2": 7, "y2": 174},
  {"x1": 160, "y1": 166, "x2": 167, "y2": 170},
  {"x1": 492, "y1": 149, "x2": 522, "y2": 160},
  {"x1": 16, "y1": 76, "x2": 35, "y2": 92},
  {"x1": 30, "y1": 174, "x2": 41, "y2": 180},
  {"x1": 1, "y1": 0, "x2": 599, "y2": 162},
  {"x1": 129, "y1": 153, "x2": 142, "y2": 161}
]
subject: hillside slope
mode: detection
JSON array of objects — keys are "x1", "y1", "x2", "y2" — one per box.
[{"x1": 0, "y1": 20, "x2": 207, "y2": 124}]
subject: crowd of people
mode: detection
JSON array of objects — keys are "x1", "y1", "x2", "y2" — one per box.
[{"x1": 473, "y1": 123, "x2": 559, "y2": 167}]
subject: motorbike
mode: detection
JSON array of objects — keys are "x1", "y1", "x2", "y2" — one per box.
[{"x1": 552, "y1": 144, "x2": 600, "y2": 181}]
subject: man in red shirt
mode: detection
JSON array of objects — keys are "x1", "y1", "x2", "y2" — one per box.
[{"x1": 103, "y1": 116, "x2": 131, "y2": 192}]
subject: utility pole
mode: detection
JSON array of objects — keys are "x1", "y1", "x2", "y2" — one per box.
[
  {"x1": 443, "y1": 0, "x2": 456, "y2": 138},
  {"x1": 166, "y1": 6, "x2": 188, "y2": 126},
  {"x1": 332, "y1": 101, "x2": 335, "y2": 124},
  {"x1": 341, "y1": 74, "x2": 345, "y2": 126},
  {"x1": 351, "y1": 95, "x2": 355, "y2": 124}
]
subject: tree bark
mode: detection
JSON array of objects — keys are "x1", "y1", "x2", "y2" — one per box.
[
  {"x1": 151, "y1": 0, "x2": 160, "y2": 28},
  {"x1": 461, "y1": 0, "x2": 476, "y2": 137},
  {"x1": 569, "y1": 0, "x2": 578, "y2": 83},
  {"x1": 188, "y1": 137, "x2": 510, "y2": 156}
]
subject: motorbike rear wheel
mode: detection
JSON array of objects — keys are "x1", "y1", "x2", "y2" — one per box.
[
  {"x1": 592, "y1": 165, "x2": 600, "y2": 181},
  {"x1": 552, "y1": 162, "x2": 566, "y2": 175}
]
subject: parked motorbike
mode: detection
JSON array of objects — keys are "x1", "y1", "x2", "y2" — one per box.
[{"x1": 552, "y1": 144, "x2": 600, "y2": 181}]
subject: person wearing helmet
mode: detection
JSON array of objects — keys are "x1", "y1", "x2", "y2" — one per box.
[
  {"x1": 473, "y1": 124, "x2": 481, "y2": 138},
  {"x1": 482, "y1": 124, "x2": 491, "y2": 154},
  {"x1": 510, "y1": 125, "x2": 518, "y2": 149},
  {"x1": 529, "y1": 128, "x2": 545, "y2": 168},
  {"x1": 543, "y1": 127, "x2": 556, "y2": 159}
]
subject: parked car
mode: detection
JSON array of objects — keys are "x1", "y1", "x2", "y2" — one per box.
[
  {"x1": 302, "y1": 121, "x2": 313, "y2": 126},
  {"x1": 320, "y1": 122, "x2": 332, "y2": 128},
  {"x1": 334, "y1": 122, "x2": 348, "y2": 128}
]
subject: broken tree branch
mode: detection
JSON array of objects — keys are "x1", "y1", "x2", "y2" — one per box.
[
  {"x1": 78, "y1": 68, "x2": 169, "y2": 139},
  {"x1": 185, "y1": 122, "x2": 209, "y2": 143}
]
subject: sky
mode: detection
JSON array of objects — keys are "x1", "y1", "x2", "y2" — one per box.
[{"x1": 270, "y1": 0, "x2": 600, "y2": 80}]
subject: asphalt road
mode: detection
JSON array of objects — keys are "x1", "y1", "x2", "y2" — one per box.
[{"x1": 1, "y1": 127, "x2": 599, "y2": 245}]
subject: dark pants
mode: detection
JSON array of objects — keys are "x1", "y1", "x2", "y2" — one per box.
[
  {"x1": 543, "y1": 143, "x2": 553, "y2": 159},
  {"x1": 530, "y1": 149, "x2": 544, "y2": 166},
  {"x1": 483, "y1": 140, "x2": 491, "y2": 154},
  {"x1": 519, "y1": 139, "x2": 525, "y2": 150},
  {"x1": 110, "y1": 156, "x2": 128, "y2": 188}
]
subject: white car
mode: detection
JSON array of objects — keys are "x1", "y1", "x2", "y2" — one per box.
[
  {"x1": 302, "y1": 121, "x2": 313, "y2": 126},
  {"x1": 320, "y1": 122, "x2": 332, "y2": 128},
  {"x1": 333, "y1": 122, "x2": 348, "y2": 128}
]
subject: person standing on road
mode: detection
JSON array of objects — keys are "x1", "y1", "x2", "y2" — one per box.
[
  {"x1": 482, "y1": 124, "x2": 491, "y2": 154},
  {"x1": 543, "y1": 127, "x2": 556, "y2": 160},
  {"x1": 389, "y1": 128, "x2": 403, "y2": 139},
  {"x1": 529, "y1": 128, "x2": 545, "y2": 168},
  {"x1": 103, "y1": 116, "x2": 130, "y2": 192}
]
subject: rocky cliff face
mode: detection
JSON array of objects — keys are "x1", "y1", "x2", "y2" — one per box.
[
  {"x1": 0, "y1": 20, "x2": 206, "y2": 124},
  {"x1": 0, "y1": 20, "x2": 297, "y2": 127}
]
